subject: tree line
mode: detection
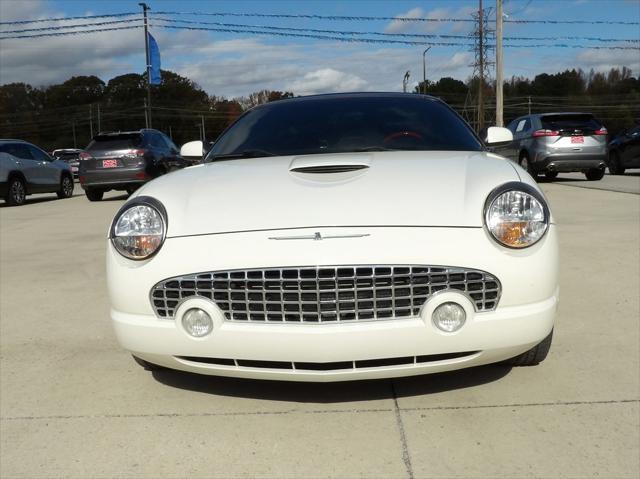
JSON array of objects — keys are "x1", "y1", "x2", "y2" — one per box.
[
  {"x1": 0, "y1": 67, "x2": 638, "y2": 151},
  {"x1": 415, "y1": 67, "x2": 639, "y2": 134},
  {"x1": 0, "y1": 70, "x2": 292, "y2": 151}
]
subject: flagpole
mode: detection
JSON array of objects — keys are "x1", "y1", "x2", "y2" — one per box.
[{"x1": 139, "y1": 2, "x2": 152, "y2": 128}]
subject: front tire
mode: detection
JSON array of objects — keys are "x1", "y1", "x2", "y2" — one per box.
[
  {"x1": 607, "y1": 151, "x2": 625, "y2": 175},
  {"x1": 545, "y1": 171, "x2": 558, "y2": 180},
  {"x1": 57, "y1": 175, "x2": 74, "y2": 199},
  {"x1": 585, "y1": 168, "x2": 605, "y2": 181},
  {"x1": 5, "y1": 177, "x2": 26, "y2": 206},
  {"x1": 503, "y1": 329, "x2": 553, "y2": 366},
  {"x1": 85, "y1": 188, "x2": 104, "y2": 201}
]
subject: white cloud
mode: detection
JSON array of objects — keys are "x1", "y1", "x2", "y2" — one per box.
[{"x1": 285, "y1": 68, "x2": 368, "y2": 95}]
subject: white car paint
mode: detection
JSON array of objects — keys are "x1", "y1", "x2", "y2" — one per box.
[{"x1": 108, "y1": 149, "x2": 559, "y2": 382}]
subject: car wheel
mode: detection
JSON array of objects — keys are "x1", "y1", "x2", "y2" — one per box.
[
  {"x1": 544, "y1": 171, "x2": 558, "y2": 180},
  {"x1": 607, "y1": 151, "x2": 625, "y2": 175},
  {"x1": 503, "y1": 329, "x2": 553, "y2": 366},
  {"x1": 132, "y1": 355, "x2": 165, "y2": 371},
  {"x1": 56, "y1": 174, "x2": 74, "y2": 199},
  {"x1": 5, "y1": 176, "x2": 26, "y2": 206},
  {"x1": 585, "y1": 168, "x2": 605, "y2": 181},
  {"x1": 518, "y1": 152, "x2": 537, "y2": 178},
  {"x1": 85, "y1": 188, "x2": 104, "y2": 201}
]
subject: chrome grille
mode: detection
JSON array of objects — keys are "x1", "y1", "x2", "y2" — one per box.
[{"x1": 150, "y1": 265, "x2": 501, "y2": 322}]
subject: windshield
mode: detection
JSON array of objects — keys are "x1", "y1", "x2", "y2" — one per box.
[
  {"x1": 541, "y1": 114, "x2": 602, "y2": 132},
  {"x1": 206, "y1": 96, "x2": 482, "y2": 161},
  {"x1": 86, "y1": 134, "x2": 142, "y2": 151}
]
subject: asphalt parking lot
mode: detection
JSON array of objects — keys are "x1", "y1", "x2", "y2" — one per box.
[{"x1": 1, "y1": 173, "x2": 639, "y2": 478}]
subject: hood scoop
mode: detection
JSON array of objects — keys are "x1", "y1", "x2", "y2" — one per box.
[
  {"x1": 290, "y1": 164, "x2": 369, "y2": 174},
  {"x1": 289, "y1": 153, "x2": 371, "y2": 176}
]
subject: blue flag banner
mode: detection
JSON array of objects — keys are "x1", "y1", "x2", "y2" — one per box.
[{"x1": 148, "y1": 33, "x2": 161, "y2": 85}]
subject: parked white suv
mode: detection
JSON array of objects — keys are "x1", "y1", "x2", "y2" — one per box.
[{"x1": 0, "y1": 139, "x2": 74, "y2": 206}]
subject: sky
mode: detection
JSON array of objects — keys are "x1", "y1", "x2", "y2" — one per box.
[{"x1": 0, "y1": 0, "x2": 639, "y2": 98}]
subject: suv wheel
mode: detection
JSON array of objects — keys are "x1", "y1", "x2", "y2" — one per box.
[
  {"x1": 5, "y1": 177, "x2": 26, "y2": 206},
  {"x1": 585, "y1": 168, "x2": 605, "y2": 181},
  {"x1": 545, "y1": 171, "x2": 558, "y2": 180},
  {"x1": 519, "y1": 152, "x2": 537, "y2": 178},
  {"x1": 85, "y1": 188, "x2": 104, "y2": 201},
  {"x1": 607, "y1": 152, "x2": 625, "y2": 175},
  {"x1": 57, "y1": 174, "x2": 74, "y2": 199}
]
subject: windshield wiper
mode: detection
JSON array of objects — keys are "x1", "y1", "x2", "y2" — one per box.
[{"x1": 210, "y1": 149, "x2": 276, "y2": 161}]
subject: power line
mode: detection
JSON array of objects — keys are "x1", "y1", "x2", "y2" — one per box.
[
  {"x1": 149, "y1": 18, "x2": 639, "y2": 44},
  {"x1": 0, "y1": 25, "x2": 140, "y2": 40},
  {"x1": 0, "y1": 12, "x2": 139, "y2": 25},
  {"x1": 152, "y1": 11, "x2": 639, "y2": 25},
  {"x1": 152, "y1": 24, "x2": 639, "y2": 50},
  {"x1": 0, "y1": 18, "x2": 142, "y2": 35}
]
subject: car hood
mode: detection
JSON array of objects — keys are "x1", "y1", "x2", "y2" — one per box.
[{"x1": 134, "y1": 151, "x2": 523, "y2": 237}]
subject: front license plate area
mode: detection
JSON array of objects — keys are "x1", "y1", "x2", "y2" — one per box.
[
  {"x1": 571, "y1": 136, "x2": 584, "y2": 144},
  {"x1": 102, "y1": 159, "x2": 118, "y2": 168}
]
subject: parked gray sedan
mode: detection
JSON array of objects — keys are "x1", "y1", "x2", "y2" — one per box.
[
  {"x1": 500, "y1": 112, "x2": 608, "y2": 181},
  {"x1": 0, "y1": 139, "x2": 74, "y2": 206}
]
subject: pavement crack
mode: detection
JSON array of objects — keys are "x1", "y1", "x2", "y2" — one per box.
[{"x1": 391, "y1": 381, "x2": 414, "y2": 479}]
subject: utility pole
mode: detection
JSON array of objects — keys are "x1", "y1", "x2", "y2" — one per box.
[
  {"x1": 97, "y1": 104, "x2": 101, "y2": 132},
  {"x1": 528, "y1": 96, "x2": 532, "y2": 115},
  {"x1": 201, "y1": 115, "x2": 206, "y2": 142},
  {"x1": 89, "y1": 104, "x2": 94, "y2": 138},
  {"x1": 144, "y1": 98, "x2": 149, "y2": 128},
  {"x1": 139, "y1": 2, "x2": 152, "y2": 128},
  {"x1": 478, "y1": 0, "x2": 484, "y2": 131},
  {"x1": 496, "y1": 0, "x2": 504, "y2": 126},
  {"x1": 403, "y1": 70, "x2": 410, "y2": 93},
  {"x1": 422, "y1": 47, "x2": 431, "y2": 94},
  {"x1": 72, "y1": 121, "x2": 77, "y2": 148}
]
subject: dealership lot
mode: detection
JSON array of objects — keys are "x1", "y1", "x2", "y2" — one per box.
[{"x1": 1, "y1": 175, "x2": 638, "y2": 478}]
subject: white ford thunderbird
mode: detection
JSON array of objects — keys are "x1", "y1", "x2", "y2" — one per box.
[{"x1": 107, "y1": 93, "x2": 558, "y2": 382}]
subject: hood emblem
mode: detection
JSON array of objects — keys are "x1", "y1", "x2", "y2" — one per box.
[{"x1": 269, "y1": 232, "x2": 370, "y2": 241}]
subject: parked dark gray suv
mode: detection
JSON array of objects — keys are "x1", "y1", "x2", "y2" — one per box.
[
  {"x1": 79, "y1": 129, "x2": 187, "y2": 201},
  {"x1": 500, "y1": 112, "x2": 608, "y2": 181}
]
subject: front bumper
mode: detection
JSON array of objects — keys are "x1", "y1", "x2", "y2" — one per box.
[{"x1": 108, "y1": 225, "x2": 559, "y2": 381}]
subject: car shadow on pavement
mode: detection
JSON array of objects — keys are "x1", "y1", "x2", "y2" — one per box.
[
  {"x1": 151, "y1": 364, "x2": 512, "y2": 403},
  {"x1": 0, "y1": 195, "x2": 69, "y2": 208}
]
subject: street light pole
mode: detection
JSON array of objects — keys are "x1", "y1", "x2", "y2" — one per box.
[
  {"x1": 403, "y1": 71, "x2": 410, "y2": 93},
  {"x1": 422, "y1": 47, "x2": 431, "y2": 95},
  {"x1": 139, "y1": 2, "x2": 152, "y2": 128},
  {"x1": 496, "y1": 0, "x2": 504, "y2": 126}
]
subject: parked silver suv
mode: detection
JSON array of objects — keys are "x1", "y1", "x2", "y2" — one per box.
[
  {"x1": 501, "y1": 112, "x2": 607, "y2": 181},
  {"x1": 0, "y1": 139, "x2": 74, "y2": 206}
]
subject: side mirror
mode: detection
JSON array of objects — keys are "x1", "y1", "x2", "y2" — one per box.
[
  {"x1": 180, "y1": 140, "x2": 204, "y2": 163},
  {"x1": 484, "y1": 126, "x2": 513, "y2": 147}
]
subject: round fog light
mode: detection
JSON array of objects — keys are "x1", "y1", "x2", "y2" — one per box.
[
  {"x1": 432, "y1": 302, "x2": 466, "y2": 332},
  {"x1": 182, "y1": 308, "x2": 213, "y2": 337}
]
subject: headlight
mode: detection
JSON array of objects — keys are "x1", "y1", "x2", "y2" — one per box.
[
  {"x1": 484, "y1": 182, "x2": 549, "y2": 249},
  {"x1": 110, "y1": 197, "x2": 166, "y2": 260}
]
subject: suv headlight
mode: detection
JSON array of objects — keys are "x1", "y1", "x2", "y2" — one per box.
[
  {"x1": 110, "y1": 196, "x2": 167, "y2": 260},
  {"x1": 484, "y1": 182, "x2": 550, "y2": 249}
]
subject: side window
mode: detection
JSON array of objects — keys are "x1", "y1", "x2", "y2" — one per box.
[
  {"x1": 160, "y1": 134, "x2": 178, "y2": 152},
  {"x1": 2, "y1": 143, "x2": 34, "y2": 160},
  {"x1": 515, "y1": 119, "x2": 528, "y2": 133},
  {"x1": 506, "y1": 120, "x2": 518, "y2": 134},
  {"x1": 27, "y1": 145, "x2": 52, "y2": 162},
  {"x1": 148, "y1": 133, "x2": 166, "y2": 150}
]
